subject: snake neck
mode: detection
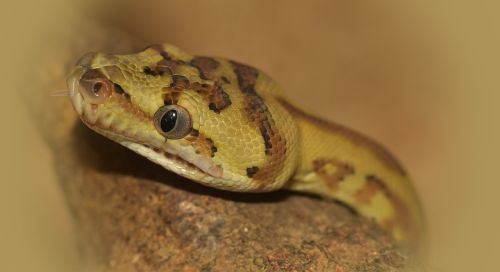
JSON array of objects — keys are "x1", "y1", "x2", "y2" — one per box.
[{"x1": 277, "y1": 97, "x2": 424, "y2": 249}]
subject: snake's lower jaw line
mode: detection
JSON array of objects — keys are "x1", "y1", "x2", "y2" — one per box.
[
  {"x1": 164, "y1": 144, "x2": 224, "y2": 178},
  {"x1": 188, "y1": 155, "x2": 223, "y2": 178}
]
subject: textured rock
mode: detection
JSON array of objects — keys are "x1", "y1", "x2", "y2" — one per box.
[
  {"x1": 26, "y1": 17, "x2": 423, "y2": 272},
  {"x1": 53, "y1": 123, "x2": 416, "y2": 271}
]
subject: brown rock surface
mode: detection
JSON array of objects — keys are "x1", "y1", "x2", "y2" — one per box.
[
  {"x1": 25, "y1": 11, "x2": 424, "y2": 272},
  {"x1": 45, "y1": 123, "x2": 419, "y2": 272}
]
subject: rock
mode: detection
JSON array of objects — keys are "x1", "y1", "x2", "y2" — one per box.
[{"x1": 55, "y1": 123, "x2": 418, "y2": 271}]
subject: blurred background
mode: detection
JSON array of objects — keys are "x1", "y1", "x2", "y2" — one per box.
[{"x1": 0, "y1": 0, "x2": 498, "y2": 271}]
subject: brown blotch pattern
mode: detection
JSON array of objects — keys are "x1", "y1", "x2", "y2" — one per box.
[
  {"x1": 143, "y1": 45, "x2": 186, "y2": 77},
  {"x1": 231, "y1": 61, "x2": 286, "y2": 185},
  {"x1": 161, "y1": 74, "x2": 231, "y2": 112},
  {"x1": 143, "y1": 66, "x2": 171, "y2": 77},
  {"x1": 355, "y1": 175, "x2": 417, "y2": 238},
  {"x1": 230, "y1": 60, "x2": 259, "y2": 92},
  {"x1": 190, "y1": 56, "x2": 220, "y2": 80},
  {"x1": 185, "y1": 129, "x2": 218, "y2": 158},
  {"x1": 191, "y1": 82, "x2": 232, "y2": 113},
  {"x1": 170, "y1": 75, "x2": 190, "y2": 90},
  {"x1": 355, "y1": 175, "x2": 389, "y2": 205},
  {"x1": 313, "y1": 158, "x2": 355, "y2": 191},
  {"x1": 277, "y1": 98, "x2": 407, "y2": 176},
  {"x1": 144, "y1": 45, "x2": 232, "y2": 113}
]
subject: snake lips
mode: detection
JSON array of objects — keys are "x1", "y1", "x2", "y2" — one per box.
[{"x1": 68, "y1": 44, "x2": 425, "y2": 250}]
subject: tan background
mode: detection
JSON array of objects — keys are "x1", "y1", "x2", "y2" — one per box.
[{"x1": 0, "y1": 0, "x2": 498, "y2": 271}]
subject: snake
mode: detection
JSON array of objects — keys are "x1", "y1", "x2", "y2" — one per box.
[{"x1": 67, "y1": 43, "x2": 424, "y2": 249}]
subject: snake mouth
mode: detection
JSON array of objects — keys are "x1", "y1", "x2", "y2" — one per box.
[{"x1": 120, "y1": 140, "x2": 223, "y2": 181}]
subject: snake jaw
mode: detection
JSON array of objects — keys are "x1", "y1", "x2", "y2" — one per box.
[
  {"x1": 120, "y1": 140, "x2": 222, "y2": 182},
  {"x1": 171, "y1": 145, "x2": 224, "y2": 178}
]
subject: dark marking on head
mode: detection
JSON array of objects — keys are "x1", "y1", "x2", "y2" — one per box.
[
  {"x1": 143, "y1": 66, "x2": 156, "y2": 76},
  {"x1": 159, "y1": 51, "x2": 171, "y2": 60},
  {"x1": 246, "y1": 166, "x2": 259, "y2": 178},
  {"x1": 230, "y1": 61, "x2": 286, "y2": 186},
  {"x1": 230, "y1": 61, "x2": 258, "y2": 92},
  {"x1": 143, "y1": 65, "x2": 172, "y2": 77},
  {"x1": 230, "y1": 62, "x2": 272, "y2": 148},
  {"x1": 277, "y1": 98, "x2": 407, "y2": 176},
  {"x1": 190, "y1": 56, "x2": 220, "y2": 80},
  {"x1": 157, "y1": 58, "x2": 182, "y2": 74},
  {"x1": 170, "y1": 75, "x2": 190, "y2": 90},
  {"x1": 260, "y1": 126, "x2": 272, "y2": 154},
  {"x1": 208, "y1": 103, "x2": 217, "y2": 111},
  {"x1": 210, "y1": 86, "x2": 232, "y2": 113},
  {"x1": 191, "y1": 82, "x2": 232, "y2": 113},
  {"x1": 143, "y1": 45, "x2": 185, "y2": 76},
  {"x1": 162, "y1": 75, "x2": 232, "y2": 113},
  {"x1": 220, "y1": 76, "x2": 230, "y2": 84},
  {"x1": 243, "y1": 89, "x2": 275, "y2": 156},
  {"x1": 143, "y1": 44, "x2": 171, "y2": 61}
]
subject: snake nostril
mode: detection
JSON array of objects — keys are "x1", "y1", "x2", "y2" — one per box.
[
  {"x1": 93, "y1": 82, "x2": 103, "y2": 94},
  {"x1": 78, "y1": 69, "x2": 113, "y2": 104}
]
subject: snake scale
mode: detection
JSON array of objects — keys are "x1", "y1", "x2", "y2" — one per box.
[{"x1": 67, "y1": 44, "x2": 424, "y2": 249}]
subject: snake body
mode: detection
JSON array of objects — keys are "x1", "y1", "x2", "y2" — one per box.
[{"x1": 67, "y1": 44, "x2": 424, "y2": 248}]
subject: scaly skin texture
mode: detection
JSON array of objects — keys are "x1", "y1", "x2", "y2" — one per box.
[{"x1": 67, "y1": 44, "x2": 424, "y2": 249}]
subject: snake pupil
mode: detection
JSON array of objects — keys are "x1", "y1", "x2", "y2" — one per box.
[{"x1": 160, "y1": 110, "x2": 177, "y2": 132}]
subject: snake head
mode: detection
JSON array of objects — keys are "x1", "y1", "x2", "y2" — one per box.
[{"x1": 67, "y1": 44, "x2": 298, "y2": 191}]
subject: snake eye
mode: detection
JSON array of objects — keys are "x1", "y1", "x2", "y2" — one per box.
[{"x1": 153, "y1": 105, "x2": 192, "y2": 139}]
